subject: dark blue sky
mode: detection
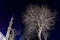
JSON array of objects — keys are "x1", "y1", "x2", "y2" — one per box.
[{"x1": 0, "y1": 0, "x2": 60, "y2": 40}]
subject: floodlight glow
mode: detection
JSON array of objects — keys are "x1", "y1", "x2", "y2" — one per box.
[{"x1": 0, "y1": 32, "x2": 6, "y2": 40}]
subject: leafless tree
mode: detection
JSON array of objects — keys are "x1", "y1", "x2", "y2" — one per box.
[{"x1": 20, "y1": 4, "x2": 57, "y2": 40}]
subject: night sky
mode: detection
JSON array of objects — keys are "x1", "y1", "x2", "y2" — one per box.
[{"x1": 0, "y1": 0, "x2": 60, "y2": 40}]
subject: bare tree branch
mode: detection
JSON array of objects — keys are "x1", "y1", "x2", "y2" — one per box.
[{"x1": 21, "y1": 4, "x2": 57, "y2": 40}]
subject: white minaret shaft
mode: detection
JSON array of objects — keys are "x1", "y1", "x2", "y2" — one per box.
[{"x1": 6, "y1": 16, "x2": 14, "y2": 40}]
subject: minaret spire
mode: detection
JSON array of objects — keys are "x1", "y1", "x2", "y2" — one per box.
[{"x1": 6, "y1": 15, "x2": 14, "y2": 40}]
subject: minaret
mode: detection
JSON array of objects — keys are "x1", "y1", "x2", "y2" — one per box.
[{"x1": 6, "y1": 16, "x2": 14, "y2": 40}]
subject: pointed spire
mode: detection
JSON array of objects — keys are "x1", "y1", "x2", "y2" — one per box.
[
  {"x1": 9, "y1": 15, "x2": 14, "y2": 27},
  {"x1": 6, "y1": 14, "x2": 14, "y2": 40}
]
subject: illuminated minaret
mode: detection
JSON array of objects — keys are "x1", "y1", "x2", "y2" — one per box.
[{"x1": 6, "y1": 16, "x2": 14, "y2": 40}]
